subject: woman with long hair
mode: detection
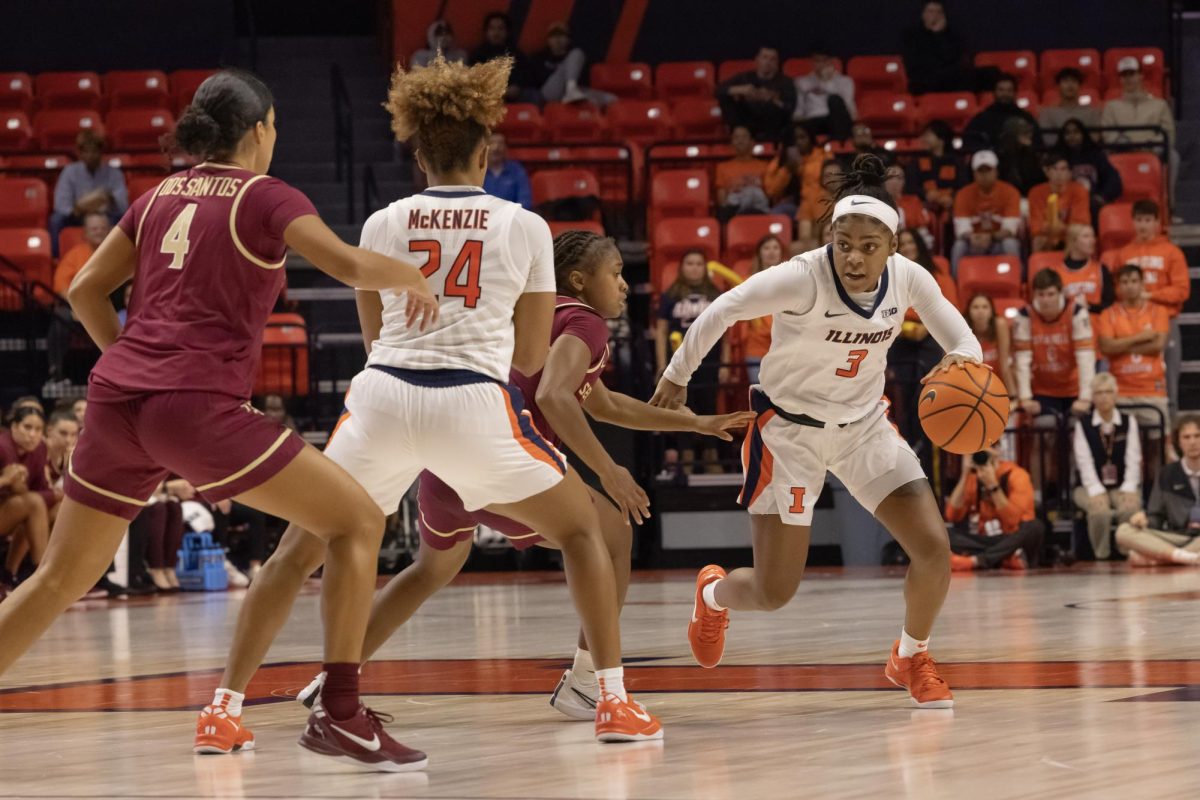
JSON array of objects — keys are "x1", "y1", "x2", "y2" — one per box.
[
  {"x1": 743, "y1": 234, "x2": 786, "y2": 384},
  {"x1": 1059, "y1": 117, "x2": 1123, "y2": 221},
  {"x1": 963, "y1": 292, "x2": 1017, "y2": 397}
]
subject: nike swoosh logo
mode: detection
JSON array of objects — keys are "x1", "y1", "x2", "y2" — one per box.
[
  {"x1": 824, "y1": 310, "x2": 847, "y2": 318},
  {"x1": 571, "y1": 687, "x2": 597, "y2": 708},
  {"x1": 331, "y1": 724, "x2": 381, "y2": 752},
  {"x1": 921, "y1": 390, "x2": 936, "y2": 404},
  {"x1": 630, "y1": 706, "x2": 653, "y2": 723},
  {"x1": 849, "y1": 199, "x2": 873, "y2": 206}
]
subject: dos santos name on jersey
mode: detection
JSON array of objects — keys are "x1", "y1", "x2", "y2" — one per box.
[
  {"x1": 157, "y1": 175, "x2": 244, "y2": 198},
  {"x1": 824, "y1": 327, "x2": 896, "y2": 345},
  {"x1": 408, "y1": 208, "x2": 490, "y2": 230}
]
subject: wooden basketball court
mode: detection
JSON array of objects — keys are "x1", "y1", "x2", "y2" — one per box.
[{"x1": 2, "y1": 564, "x2": 1198, "y2": 799}]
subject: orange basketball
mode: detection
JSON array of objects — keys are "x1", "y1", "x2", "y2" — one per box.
[{"x1": 918, "y1": 362, "x2": 1010, "y2": 454}]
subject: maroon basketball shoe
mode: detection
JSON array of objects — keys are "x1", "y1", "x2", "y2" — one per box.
[{"x1": 298, "y1": 704, "x2": 428, "y2": 772}]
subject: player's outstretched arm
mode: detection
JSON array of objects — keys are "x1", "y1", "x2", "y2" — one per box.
[
  {"x1": 68, "y1": 227, "x2": 136, "y2": 351},
  {"x1": 585, "y1": 381, "x2": 755, "y2": 440}
]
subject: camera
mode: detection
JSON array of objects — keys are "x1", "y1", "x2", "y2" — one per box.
[{"x1": 971, "y1": 451, "x2": 990, "y2": 466}]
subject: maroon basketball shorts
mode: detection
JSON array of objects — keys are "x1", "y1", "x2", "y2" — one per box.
[
  {"x1": 416, "y1": 470, "x2": 545, "y2": 551},
  {"x1": 65, "y1": 389, "x2": 306, "y2": 521}
]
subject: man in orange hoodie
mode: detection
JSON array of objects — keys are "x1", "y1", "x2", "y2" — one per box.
[
  {"x1": 945, "y1": 448, "x2": 1045, "y2": 570},
  {"x1": 1112, "y1": 199, "x2": 1190, "y2": 415},
  {"x1": 45, "y1": 211, "x2": 110, "y2": 393}
]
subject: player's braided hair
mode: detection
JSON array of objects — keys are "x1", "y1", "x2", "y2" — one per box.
[
  {"x1": 553, "y1": 230, "x2": 619, "y2": 296},
  {"x1": 386, "y1": 53, "x2": 511, "y2": 174}
]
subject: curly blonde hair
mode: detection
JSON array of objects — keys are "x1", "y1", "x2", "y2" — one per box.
[{"x1": 385, "y1": 53, "x2": 511, "y2": 174}]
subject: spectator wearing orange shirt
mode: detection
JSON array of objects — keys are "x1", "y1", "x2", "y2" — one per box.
[
  {"x1": 1095, "y1": 263, "x2": 1171, "y2": 436},
  {"x1": 740, "y1": 235, "x2": 785, "y2": 384},
  {"x1": 1029, "y1": 151, "x2": 1091, "y2": 251},
  {"x1": 1042, "y1": 224, "x2": 1114, "y2": 315},
  {"x1": 45, "y1": 211, "x2": 111, "y2": 393},
  {"x1": 945, "y1": 448, "x2": 1044, "y2": 570},
  {"x1": 715, "y1": 126, "x2": 770, "y2": 222},
  {"x1": 1013, "y1": 268, "x2": 1095, "y2": 418},
  {"x1": 795, "y1": 158, "x2": 843, "y2": 251},
  {"x1": 1111, "y1": 200, "x2": 1190, "y2": 416},
  {"x1": 950, "y1": 149, "x2": 1021, "y2": 271}
]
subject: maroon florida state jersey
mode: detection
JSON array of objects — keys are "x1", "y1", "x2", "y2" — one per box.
[{"x1": 92, "y1": 163, "x2": 317, "y2": 400}]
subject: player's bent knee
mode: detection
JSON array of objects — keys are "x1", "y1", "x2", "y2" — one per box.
[{"x1": 754, "y1": 580, "x2": 801, "y2": 611}]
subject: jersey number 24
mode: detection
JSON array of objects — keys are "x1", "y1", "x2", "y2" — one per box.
[{"x1": 409, "y1": 240, "x2": 483, "y2": 308}]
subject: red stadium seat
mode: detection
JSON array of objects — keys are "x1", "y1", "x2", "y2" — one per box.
[
  {"x1": 0, "y1": 111, "x2": 33, "y2": 153},
  {"x1": 652, "y1": 216, "x2": 720, "y2": 289},
  {"x1": 654, "y1": 61, "x2": 715, "y2": 99},
  {"x1": 847, "y1": 55, "x2": 907, "y2": 94},
  {"x1": 783, "y1": 57, "x2": 844, "y2": 78},
  {"x1": 0, "y1": 228, "x2": 53, "y2": 309},
  {"x1": 106, "y1": 108, "x2": 175, "y2": 151},
  {"x1": 1103, "y1": 47, "x2": 1165, "y2": 95},
  {"x1": 1098, "y1": 202, "x2": 1135, "y2": 252},
  {"x1": 974, "y1": 51, "x2": 1039, "y2": 91},
  {"x1": 1109, "y1": 152, "x2": 1164, "y2": 204},
  {"x1": 856, "y1": 93, "x2": 918, "y2": 135},
  {"x1": 4, "y1": 154, "x2": 70, "y2": 173},
  {"x1": 105, "y1": 70, "x2": 170, "y2": 110},
  {"x1": 607, "y1": 100, "x2": 672, "y2": 145},
  {"x1": 0, "y1": 73, "x2": 33, "y2": 113},
  {"x1": 977, "y1": 90, "x2": 1040, "y2": 115},
  {"x1": 649, "y1": 169, "x2": 709, "y2": 231},
  {"x1": 1026, "y1": 251, "x2": 1065, "y2": 288},
  {"x1": 57, "y1": 226, "x2": 85, "y2": 257},
  {"x1": 1039, "y1": 87, "x2": 1100, "y2": 110},
  {"x1": 170, "y1": 69, "x2": 218, "y2": 113},
  {"x1": 917, "y1": 92, "x2": 978, "y2": 131},
  {"x1": 570, "y1": 145, "x2": 635, "y2": 205},
  {"x1": 547, "y1": 220, "x2": 605, "y2": 238},
  {"x1": 992, "y1": 297, "x2": 1026, "y2": 323},
  {"x1": 532, "y1": 168, "x2": 601, "y2": 207},
  {"x1": 0, "y1": 178, "x2": 48, "y2": 228},
  {"x1": 35, "y1": 72, "x2": 102, "y2": 110},
  {"x1": 35, "y1": 109, "x2": 104, "y2": 151},
  {"x1": 255, "y1": 313, "x2": 309, "y2": 397},
  {"x1": 723, "y1": 215, "x2": 792, "y2": 264},
  {"x1": 127, "y1": 174, "x2": 166, "y2": 201},
  {"x1": 717, "y1": 59, "x2": 757, "y2": 83},
  {"x1": 957, "y1": 255, "x2": 1022, "y2": 300},
  {"x1": 544, "y1": 103, "x2": 607, "y2": 143},
  {"x1": 1040, "y1": 49, "x2": 1102, "y2": 91},
  {"x1": 496, "y1": 103, "x2": 544, "y2": 145},
  {"x1": 671, "y1": 97, "x2": 725, "y2": 140},
  {"x1": 590, "y1": 63, "x2": 653, "y2": 100}
]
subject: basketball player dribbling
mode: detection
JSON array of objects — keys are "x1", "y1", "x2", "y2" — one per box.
[
  {"x1": 0, "y1": 70, "x2": 441, "y2": 769},
  {"x1": 288, "y1": 230, "x2": 754, "y2": 720},
  {"x1": 651, "y1": 155, "x2": 983, "y2": 708},
  {"x1": 198, "y1": 56, "x2": 664, "y2": 751}
]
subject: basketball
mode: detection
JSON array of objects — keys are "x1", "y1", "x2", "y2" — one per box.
[{"x1": 918, "y1": 362, "x2": 1010, "y2": 454}]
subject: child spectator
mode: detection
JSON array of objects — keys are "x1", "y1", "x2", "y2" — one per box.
[
  {"x1": 411, "y1": 20, "x2": 467, "y2": 67},
  {"x1": 792, "y1": 49, "x2": 855, "y2": 140},
  {"x1": 528, "y1": 22, "x2": 615, "y2": 107},
  {"x1": 795, "y1": 159, "x2": 842, "y2": 251},
  {"x1": 1039, "y1": 68, "x2": 1103, "y2": 138},
  {"x1": 716, "y1": 45, "x2": 797, "y2": 141},
  {"x1": 910, "y1": 120, "x2": 961, "y2": 213},
  {"x1": 1045, "y1": 225, "x2": 1114, "y2": 315},
  {"x1": 49, "y1": 130, "x2": 128, "y2": 258},
  {"x1": 995, "y1": 117, "x2": 1043, "y2": 195},
  {"x1": 0, "y1": 407, "x2": 52, "y2": 589},
  {"x1": 715, "y1": 126, "x2": 770, "y2": 221},
  {"x1": 1102, "y1": 57, "x2": 1178, "y2": 215},
  {"x1": 1059, "y1": 118, "x2": 1123, "y2": 222},
  {"x1": 1014, "y1": 268, "x2": 1095, "y2": 418},
  {"x1": 964, "y1": 293, "x2": 1017, "y2": 398},
  {"x1": 1114, "y1": 414, "x2": 1200, "y2": 565},
  {"x1": 1072, "y1": 373, "x2": 1142, "y2": 560},
  {"x1": 741, "y1": 234, "x2": 786, "y2": 384},
  {"x1": 945, "y1": 448, "x2": 1045, "y2": 570},
  {"x1": 482, "y1": 133, "x2": 532, "y2": 210},
  {"x1": 470, "y1": 12, "x2": 537, "y2": 104},
  {"x1": 964, "y1": 73, "x2": 1040, "y2": 149},
  {"x1": 950, "y1": 149, "x2": 1021, "y2": 271},
  {"x1": 1029, "y1": 152, "x2": 1091, "y2": 251}
]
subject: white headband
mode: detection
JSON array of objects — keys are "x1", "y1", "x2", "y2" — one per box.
[{"x1": 831, "y1": 195, "x2": 899, "y2": 234}]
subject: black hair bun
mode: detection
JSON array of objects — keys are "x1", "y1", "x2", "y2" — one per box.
[
  {"x1": 172, "y1": 107, "x2": 222, "y2": 157},
  {"x1": 845, "y1": 153, "x2": 888, "y2": 187}
]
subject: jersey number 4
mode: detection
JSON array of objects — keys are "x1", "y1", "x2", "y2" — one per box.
[
  {"x1": 409, "y1": 239, "x2": 483, "y2": 308},
  {"x1": 160, "y1": 204, "x2": 198, "y2": 270},
  {"x1": 835, "y1": 349, "x2": 868, "y2": 378}
]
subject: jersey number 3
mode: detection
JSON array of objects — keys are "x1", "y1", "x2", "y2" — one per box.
[
  {"x1": 835, "y1": 349, "x2": 868, "y2": 378},
  {"x1": 409, "y1": 240, "x2": 483, "y2": 308},
  {"x1": 161, "y1": 204, "x2": 198, "y2": 270}
]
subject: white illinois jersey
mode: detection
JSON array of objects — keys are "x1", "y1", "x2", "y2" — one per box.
[
  {"x1": 359, "y1": 185, "x2": 555, "y2": 382},
  {"x1": 663, "y1": 244, "x2": 981, "y2": 424}
]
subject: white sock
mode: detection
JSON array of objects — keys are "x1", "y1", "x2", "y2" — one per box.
[
  {"x1": 596, "y1": 666, "x2": 626, "y2": 702},
  {"x1": 702, "y1": 579, "x2": 726, "y2": 611},
  {"x1": 213, "y1": 687, "x2": 244, "y2": 717},
  {"x1": 1170, "y1": 548, "x2": 1199, "y2": 564},
  {"x1": 897, "y1": 630, "x2": 929, "y2": 659},
  {"x1": 572, "y1": 648, "x2": 596, "y2": 686}
]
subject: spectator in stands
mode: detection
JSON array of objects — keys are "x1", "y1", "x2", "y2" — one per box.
[
  {"x1": 482, "y1": 133, "x2": 532, "y2": 210},
  {"x1": 656, "y1": 249, "x2": 730, "y2": 477},
  {"x1": 995, "y1": 116, "x2": 1043, "y2": 195},
  {"x1": 950, "y1": 149, "x2": 1021, "y2": 271},
  {"x1": 411, "y1": 20, "x2": 467, "y2": 67},
  {"x1": 964, "y1": 73, "x2": 1040, "y2": 149},
  {"x1": 1029, "y1": 151, "x2": 1091, "y2": 252},
  {"x1": 1049, "y1": 224, "x2": 1113, "y2": 315},
  {"x1": 49, "y1": 130, "x2": 127, "y2": 259},
  {"x1": 529, "y1": 22, "x2": 615, "y2": 107},
  {"x1": 1112, "y1": 200, "x2": 1190, "y2": 415},
  {"x1": 53, "y1": 211, "x2": 108, "y2": 298},
  {"x1": 470, "y1": 12, "x2": 537, "y2": 104},
  {"x1": 1072, "y1": 372, "x2": 1143, "y2": 560},
  {"x1": 716, "y1": 45, "x2": 796, "y2": 141},
  {"x1": 42, "y1": 409, "x2": 77, "y2": 498},
  {"x1": 45, "y1": 211, "x2": 112, "y2": 391},
  {"x1": 0, "y1": 407, "x2": 52, "y2": 589},
  {"x1": 901, "y1": 1, "x2": 970, "y2": 94},
  {"x1": 212, "y1": 499, "x2": 270, "y2": 583},
  {"x1": 1114, "y1": 414, "x2": 1200, "y2": 565},
  {"x1": 1101, "y1": 56, "x2": 1179, "y2": 216},
  {"x1": 848, "y1": 122, "x2": 890, "y2": 162},
  {"x1": 899, "y1": 227, "x2": 957, "y2": 308},
  {"x1": 262, "y1": 393, "x2": 298, "y2": 432},
  {"x1": 1039, "y1": 68, "x2": 1103, "y2": 139},
  {"x1": 796, "y1": 159, "x2": 842, "y2": 251},
  {"x1": 792, "y1": 49, "x2": 855, "y2": 140},
  {"x1": 911, "y1": 120, "x2": 961, "y2": 213},
  {"x1": 71, "y1": 398, "x2": 86, "y2": 427},
  {"x1": 133, "y1": 486, "x2": 186, "y2": 592},
  {"x1": 742, "y1": 235, "x2": 786, "y2": 384},
  {"x1": 715, "y1": 126, "x2": 770, "y2": 221},
  {"x1": 1059, "y1": 118, "x2": 1123, "y2": 222},
  {"x1": 1095, "y1": 263, "x2": 1171, "y2": 440},
  {"x1": 945, "y1": 447, "x2": 1044, "y2": 570},
  {"x1": 1014, "y1": 268, "x2": 1095, "y2": 418},
  {"x1": 964, "y1": 293, "x2": 1017, "y2": 400},
  {"x1": 885, "y1": 164, "x2": 934, "y2": 247}
]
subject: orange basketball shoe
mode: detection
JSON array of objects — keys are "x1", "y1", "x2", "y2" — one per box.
[
  {"x1": 194, "y1": 702, "x2": 255, "y2": 754},
  {"x1": 687, "y1": 564, "x2": 729, "y2": 669},
  {"x1": 884, "y1": 641, "x2": 954, "y2": 709},
  {"x1": 595, "y1": 692, "x2": 664, "y2": 743}
]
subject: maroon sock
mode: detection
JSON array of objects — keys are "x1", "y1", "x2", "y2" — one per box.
[{"x1": 321, "y1": 663, "x2": 360, "y2": 720}]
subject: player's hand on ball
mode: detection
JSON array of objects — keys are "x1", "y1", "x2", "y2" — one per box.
[
  {"x1": 650, "y1": 377, "x2": 687, "y2": 409},
  {"x1": 921, "y1": 353, "x2": 980, "y2": 384},
  {"x1": 599, "y1": 464, "x2": 650, "y2": 526},
  {"x1": 404, "y1": 280, "x2": 441, "y2": 331},
  {"x1": 693, "y1": 411, "x2": 758, "y2": 441}
]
